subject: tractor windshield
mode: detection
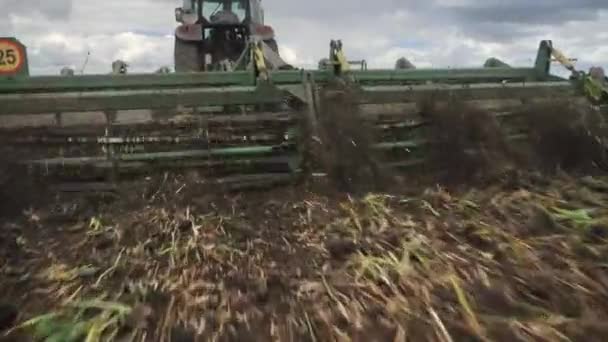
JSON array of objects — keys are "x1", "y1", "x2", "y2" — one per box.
[{"x1": 202, "y1": 0, "x2": 248, "y2": 22}]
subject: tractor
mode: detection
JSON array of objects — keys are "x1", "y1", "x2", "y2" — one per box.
[{"x1": 174, "y1": 0, "x2": 290, "y2": 72}]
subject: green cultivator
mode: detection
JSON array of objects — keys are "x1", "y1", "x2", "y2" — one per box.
[{"x1": 0, "y1": 34, "x2": 606, "y2": 190}]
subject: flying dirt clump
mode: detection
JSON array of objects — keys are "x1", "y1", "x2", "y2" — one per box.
[
  {"x1": 523, "y1": 100, "x2": 608, "y2": 171},
  {"x1": 0, "y1": 149, "x2": 49, "y2": 219},
  {"x1": 0, "y1": 152, "x2": 25, "y2": 218},
  {"x1": 420, "y1": 98, "x2": 515, "y2": 184},
  {"x1": 316, "y1": 86, "x2": 393, "y2": 193}
]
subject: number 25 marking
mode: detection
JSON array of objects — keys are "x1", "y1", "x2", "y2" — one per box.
[{"x1": 0, "y1": 49, "x2": 17, "y2": 66}]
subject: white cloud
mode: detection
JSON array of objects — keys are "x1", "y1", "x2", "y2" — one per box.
[{"x1": 2, "y1": 0, "x2": 606, "y2": 75}]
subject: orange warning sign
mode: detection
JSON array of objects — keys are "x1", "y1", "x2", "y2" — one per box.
[{"x1": 0, "y1": 38, "x2": 25, "y2": 75}]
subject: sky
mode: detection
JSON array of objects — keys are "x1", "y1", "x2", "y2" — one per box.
[{"x1": 1, "y1": 0, "x2": 607, "y2": 75}]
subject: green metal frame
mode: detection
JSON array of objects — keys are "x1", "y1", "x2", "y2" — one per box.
[
  {"x1": 0, "y1": 42, "x2": 564, "y2": 85},
  {"x1": 0, "y1": 71, "x2": 257, "y2": 93},
  {"x1": 0, "y1": 84, "x2": 285, "y2": 115},
  {"x1": 0, "y1": 40, "x2": 586, "y2": 121},
  {"x1": 0, "y1": 39, "x2": 601, "y2": 182}
]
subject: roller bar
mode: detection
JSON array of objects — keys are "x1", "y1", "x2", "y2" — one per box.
[{"x1": 0, "y1": 85, "x2": 286, "y2": 115}]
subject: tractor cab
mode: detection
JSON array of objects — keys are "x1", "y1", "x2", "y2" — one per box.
[
  {"x1": 174, "y1": 0, "x2": 284, "y2": 72},
  {"x1": 176, "y1": 0, "x2": 264, "y2": 27}
]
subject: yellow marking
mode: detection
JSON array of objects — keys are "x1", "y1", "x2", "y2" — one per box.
[
  {"x1": 335, "y1": 49, "x2": 350, "y2": 72},
  {"x1": 253, "y1": 42, "x2": 268, "y2": 80}
]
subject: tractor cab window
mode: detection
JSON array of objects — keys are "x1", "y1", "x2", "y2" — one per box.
[
  {"x1": 202, "y1": 1, "x2": 222, "y2": 19},
  {"x1": 232, "y1": 1, "x2": 247, "y2": 22},
  {"x1": 181, "y1": 0, "x2": 196, "y2": 13},
  {"x1": 178, "y1": 0, "x2": 200, "y2": 23},
  {"x1": 249, "y1": 0, "x2": 263, "y2": 24},
  {"x1": 202, "y1": 0, "x2": 248, "y2": 23}
]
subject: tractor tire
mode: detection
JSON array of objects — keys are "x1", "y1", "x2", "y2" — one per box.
[
  {"x1": 174, "y1": 37, "x2": 203, "y2": 73},
  {"x1": 264, "y1": 39, "x2": 280, "y2": 55},
  {"x1": 264, "y1": 39, "x2": 294, "y2": 70}
]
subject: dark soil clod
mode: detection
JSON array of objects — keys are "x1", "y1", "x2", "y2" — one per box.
[{"x1": 0, "y1": 303, "x2": 18, "y2": 332}]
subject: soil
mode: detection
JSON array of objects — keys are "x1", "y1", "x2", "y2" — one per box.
[
  {"x1": 2, "y1": 97, "x2": 608, "y2": 341},
  {"x1": 522, "y1": 100, "x2": 608, "y2": 171},
  {"x1": 2, "y1": 167, "x2": 608, "y2": 341}
]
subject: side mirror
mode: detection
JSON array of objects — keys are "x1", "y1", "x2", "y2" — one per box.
[{"x1": 175, "y1": 8, "x2": 184, "y2": 22}]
